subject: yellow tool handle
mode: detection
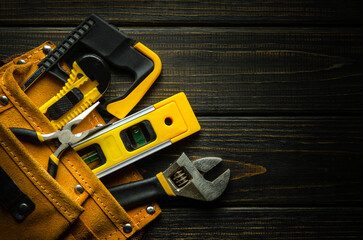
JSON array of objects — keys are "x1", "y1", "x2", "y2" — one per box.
[
  {"x1": 156, "y1": 172, "x2": 176, "y2": 196},
  {"x1": 106, "y1": 42, "x2": 162, "y2": 119}
]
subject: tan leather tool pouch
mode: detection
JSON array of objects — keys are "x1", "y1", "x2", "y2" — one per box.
[{"x1": 0, "y1": 42, "x2": 160, "y2": 240}]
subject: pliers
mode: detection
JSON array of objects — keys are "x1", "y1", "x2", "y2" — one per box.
[{"x1": 10, "y1": 102, "x2": 106, "y2": 178}]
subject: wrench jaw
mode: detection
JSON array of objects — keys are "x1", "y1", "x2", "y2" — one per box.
[
  {"x1": 203, "y1": 168, "x2": 230, "y2": 201},
  {"x1": 193, "y1": 157, "x2": 222, "y2": 173},
  {"x1": 162, "y1": 153, "x2": 230, "y2": 201}
]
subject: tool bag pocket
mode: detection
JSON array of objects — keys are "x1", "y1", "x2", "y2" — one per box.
[
  {"x1": 0, "y1": 43, "x2": 160, "y2": 240},
  {"x1": 0, "y1": 122, "x2": 84, "y2": 239}
]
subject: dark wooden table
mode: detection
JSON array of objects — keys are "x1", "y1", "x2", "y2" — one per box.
[{"x1": 1, "y1": 1, "x2": 363, "y2": 239}]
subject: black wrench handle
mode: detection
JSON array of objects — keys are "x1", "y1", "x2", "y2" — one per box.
[{"x1": 108, "y1": 176, "x2": 167, "y2": 209}]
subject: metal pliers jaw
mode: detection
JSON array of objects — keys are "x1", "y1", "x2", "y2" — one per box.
[
  {"x1": 40, "y1": 101, "x2": 101, "y2": 154},
  {"x1": 162, "y1": 153, "x2": 231, "y2": 201}
]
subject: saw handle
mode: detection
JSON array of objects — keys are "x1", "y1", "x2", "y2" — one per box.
[{"x1": 108, "y1": 176, "x2": 167, "y2": 209}]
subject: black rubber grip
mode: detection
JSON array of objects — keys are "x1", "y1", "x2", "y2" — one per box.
[
  {"x1": 48, "y1": 88, "x2": 84, "y2": 120},
  {"x1": 108, "y1": 176, "x2": 167, "y2": 209},
  {"x1": 10, "y1": 128, "x2": 39, "y2": 142},
  {"x1": 47, "y1": 158, "x2": 58, "y2": 179}
]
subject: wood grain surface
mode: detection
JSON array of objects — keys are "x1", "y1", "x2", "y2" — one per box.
[
  {"x1": 135, "y1": 117, "x2": 363, "y2": 207},
  {"x1": 1, "y1": 1, "x2": 363, "y2": 26},
  {"x1": 143, "y1": 207, "x2": 363, "y2": 239},
  {"x1": 1, "y1": 27, "x2": 363, "y2": 115},
  {"x1": 1, "y1": 1, "x2": 363, "y2": 239}
]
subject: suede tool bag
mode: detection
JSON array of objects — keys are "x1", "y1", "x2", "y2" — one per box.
[{"x1": 0, "y1": 42, "x2": 160, "y2": 240}]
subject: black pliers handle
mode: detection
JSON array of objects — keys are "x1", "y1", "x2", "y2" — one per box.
[
  {"x1": 10, "y1": 127, "x2": 61, "y2": 177},
  {"x1": 10, "y1": 128, "x2": 46, "y2": 143}
]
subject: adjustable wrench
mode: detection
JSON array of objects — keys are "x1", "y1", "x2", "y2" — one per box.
[{"x1": 108, "y1": 153, "x2": 230, "y2": 209}]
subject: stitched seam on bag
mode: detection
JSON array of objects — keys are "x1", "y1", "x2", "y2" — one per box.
[
  {"x1": 124, "y1": 169, "x2": 145, "y2": 223},
  {"x1": 65, "y1": 158, "x2": 126, "y2": 232},
  {"x1": 0, "y1": 47, "x2": 42, "y2": 76},
  {"x1": 105, "y1": 230, "x2": 125, "y2": 240},
  {"x1": 129, "y1": 169, "x2": 152, "y2": 226},
  {"x1": 69, "y1": 111, "x2": 126, "y2": 237},
  {"x1": 89, "y1": 111, "x2": 101, "y2": 126},
  {"x1": 106, "y1": 209, "x2": 151, "y2": 240},
  {"x1": 0, "y1": 46, "x2": 78, "y2": 221},
  {"x1": 134, "y1": 208, "x2": 153, "y2": 227},
  {"x1": 120, "y1": 167, "x2": 153, "y2": 227},
  {"x1": 94, "y1": 192, "x2": 123, "y2": 226},
  {"x1": 0, "y1": 58, "x2": 43, "y2": 132},
  {"x1": 0, "y1": 140, "x2": 75, "y2": 220},
  {"x1": 24, "y1": 49, "x2": 42, "y2": 61},
  {"x1": 75, "y1": 193, "x2": 82, "y2": 202},
  {"x1": 65, "y1": 159, "x2": 94, "y2": 194}
]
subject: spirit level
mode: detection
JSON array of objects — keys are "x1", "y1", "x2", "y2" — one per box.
[{"x1": 72, "y1": 92, "x2": 200, "y2": 178}]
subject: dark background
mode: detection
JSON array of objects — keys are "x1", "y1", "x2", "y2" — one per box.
[{"x1": 1, "y1": 1, "x2": 363, "y2": 239}]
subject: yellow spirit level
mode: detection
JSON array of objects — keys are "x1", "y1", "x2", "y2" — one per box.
[{"x1": 72, "y1": 92, "x2": 200, "y2": 178}]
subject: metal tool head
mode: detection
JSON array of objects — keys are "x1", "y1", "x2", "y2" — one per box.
[
  {"x1": 54, "y1": 101, "x2": 103, "y2": 147},
  {"x1": 163, "y1": 153, "x2": 230, "y2": 201},
  {"x1": 63, "y1": 102, "x2": 100, "y2": 131},
  {"x1": 41, "y1": 102, "x2": 107, "y2": 158}
]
